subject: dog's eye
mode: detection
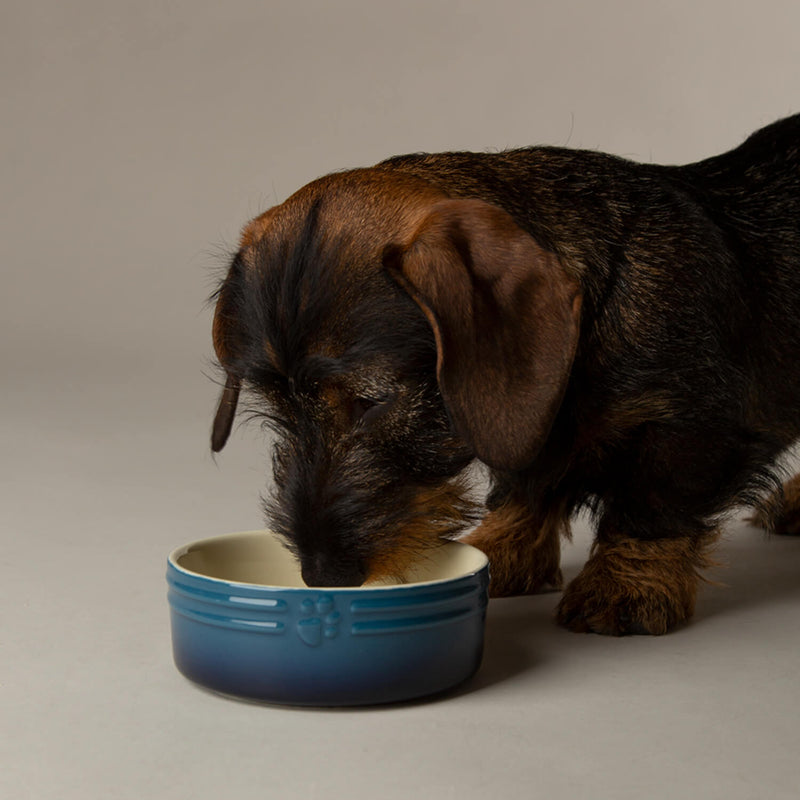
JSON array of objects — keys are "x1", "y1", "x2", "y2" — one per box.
[{"x1": 352, "y1": 394, "x2": 393, "y2": 427}]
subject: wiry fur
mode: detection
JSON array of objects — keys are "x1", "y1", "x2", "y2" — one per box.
[
  {"x1": 210, "y1": 114, "x2": 800, "y2": 633},
  {"x1": 212, "y1": 180, "x2": 478, "y2": 586}
]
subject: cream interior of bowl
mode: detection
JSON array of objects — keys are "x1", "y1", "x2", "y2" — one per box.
[{"x1": 172, "y1": 530, "x2": 487, "y2": 589}]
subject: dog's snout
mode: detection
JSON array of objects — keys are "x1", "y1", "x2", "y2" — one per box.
[{"x1": 301, "y1": 555, "x2": 366, "y2": 588}]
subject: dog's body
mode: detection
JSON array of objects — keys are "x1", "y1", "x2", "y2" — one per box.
[{"x1": 212, "y1": 114, "x2": 800, "y2": 634}]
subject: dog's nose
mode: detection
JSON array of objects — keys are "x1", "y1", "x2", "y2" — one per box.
[{"x1": 301, "y1": 557, "x2": 366, "y2": 588}]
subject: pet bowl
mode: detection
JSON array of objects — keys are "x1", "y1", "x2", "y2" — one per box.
[{"x1": 167, "y1": 530, "x2": 489, "y2": 706}]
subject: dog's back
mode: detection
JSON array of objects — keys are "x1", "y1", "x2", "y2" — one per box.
[
  {"x1": 682, "y1": 114, "x2": 800, "y2": 276},
  {"x1": 678, "y1": 115, "x2": 800, "y2": 437}
]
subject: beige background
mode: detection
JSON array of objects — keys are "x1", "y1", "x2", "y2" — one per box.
[{"x1": 3, "y1": 2, "x2": 799, "y2": 799}]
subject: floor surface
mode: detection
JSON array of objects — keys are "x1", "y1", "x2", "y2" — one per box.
[{"x1": 3, "y1": 361, "x2": 799, "y2": 800}]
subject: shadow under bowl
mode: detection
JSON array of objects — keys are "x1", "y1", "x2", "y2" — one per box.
[{"x1": 167, "y1": 530, "x2": 490, "y2": 706}]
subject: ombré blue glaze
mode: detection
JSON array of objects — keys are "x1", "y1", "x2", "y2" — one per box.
[{"x1": 167, "y1": 530, "x2": 489, "y2": 706}]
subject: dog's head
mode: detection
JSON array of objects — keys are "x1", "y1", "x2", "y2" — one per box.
[{"x1": 211, "y1": 168, "x2": 581, "y2": 585}]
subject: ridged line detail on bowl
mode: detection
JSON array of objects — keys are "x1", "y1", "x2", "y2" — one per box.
[
  {"x1": 167, "y1": 570, "x2": 485, "y2": 615},
  {"x1": 349, "y1": 583, "x2": 481, "y2": 614},
  {"x1": 168, "y1": 586, "x2": 486, "y2": 638},
  {"x1": 350, "y1": 606, "x2": 481, "y2": 636},
  {"x1": 167, "y1": 561, "x2": 489, "y2": 641},
  {"x1": 168, "y1": 578, "x2": 289, "y2": 611},
  {"x1": 169, "y1": 599, "x2": 287, "y2": 634},
  {"x1": 170, "y1": 599, "x2": 483, "y2": 638}
]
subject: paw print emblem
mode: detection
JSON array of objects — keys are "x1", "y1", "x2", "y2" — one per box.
[{"x1": 296, "y1": 595, "x2": 340, "y2": 647}]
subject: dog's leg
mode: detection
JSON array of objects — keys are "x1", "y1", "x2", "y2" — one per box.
[
  {"x1": 556, "y1": 525, "x2": 719, "y2": 635},
  {"x1": 462, "y1": 493, "x2": 567, "y2": 597},
  {"x1": 749, "y1": 472, "x2": 800, "y2": 535}
]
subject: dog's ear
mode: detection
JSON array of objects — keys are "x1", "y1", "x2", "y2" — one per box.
[
  {"x1": 210, "y1": 267, "x2": 243, "y2": 453},
  {"x1": 384, "y1": 199, "x2": 581, "y2": 471},
  {"x1": 211, "y1": 373, "x2": 241, "y2": 453}
]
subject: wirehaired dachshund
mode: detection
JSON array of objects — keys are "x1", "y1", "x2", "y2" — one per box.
[{"x1": 210, "y1": 114, "x2": 800, "y2": 635}]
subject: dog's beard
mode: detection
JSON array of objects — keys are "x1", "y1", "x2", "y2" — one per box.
[{"x1": 263, "y1": 435, "x2": 479, "y2": 585}]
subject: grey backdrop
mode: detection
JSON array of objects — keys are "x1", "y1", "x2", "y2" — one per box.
[{"x1": 3, "y1": 2, "x2": 799, "y2": 799}]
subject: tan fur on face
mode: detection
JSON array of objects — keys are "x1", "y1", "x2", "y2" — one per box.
[{"x1": 365, "y1": 477, "x2": 479, "y2": 584}]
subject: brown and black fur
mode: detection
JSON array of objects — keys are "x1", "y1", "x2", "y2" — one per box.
[{"x1": 211, "y1": 114, "x2": 800, "y2": 635}]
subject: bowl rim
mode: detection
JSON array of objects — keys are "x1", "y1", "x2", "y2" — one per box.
[{"x1": 168, "y1": 529, "x2": 489, "y2": 593}]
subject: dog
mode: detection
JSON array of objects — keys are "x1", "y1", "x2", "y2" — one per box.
[{"x1": 210, "y1": 114, "x2": 800, "y2": 635}]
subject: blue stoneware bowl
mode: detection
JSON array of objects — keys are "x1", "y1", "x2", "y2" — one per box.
[{"x1": 167, "y1": 530, "x2": 490, "y2": 706}]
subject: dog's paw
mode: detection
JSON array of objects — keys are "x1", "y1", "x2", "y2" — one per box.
[
  {"x1": 556, "y1": 585, "x2": 685, "y2": 636},
  {"x1": 555, "y1": 543, "x2": 698, "y2": 636}
]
